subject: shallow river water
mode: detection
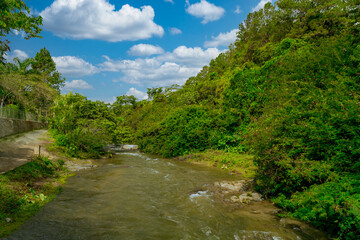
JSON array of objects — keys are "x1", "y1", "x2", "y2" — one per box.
[{"x1": 7, "y1": 150, "x2": 328, "y2": 240}]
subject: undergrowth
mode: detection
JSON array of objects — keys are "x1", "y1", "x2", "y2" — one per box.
[
  {"x1": 0, "y1": 156, "x2": 68, "y2": 237},
  {"x1": 182, "y1": 149, "x2": 256, "y2": 179}
]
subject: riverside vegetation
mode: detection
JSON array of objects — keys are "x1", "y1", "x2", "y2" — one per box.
[
  {"x1": 1, "y1": 0, "x2": 359, "y2": 239},
  {"x1": 0, "y1": 156, "x2": 68, "y2": 236}
]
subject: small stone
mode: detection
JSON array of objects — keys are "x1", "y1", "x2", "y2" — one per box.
[
  {"x1": 5, "y1": 218, "x2": 11, "y2": 223},
  {"x1": 230, "y1": 196, "x2": 240, "y2": 203}
]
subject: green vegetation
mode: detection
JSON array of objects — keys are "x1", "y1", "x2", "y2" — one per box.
[
  {"x1": 0, "y1": 0, "x2": 359, "y2": 238},
  {"x1": 0, "y1": 156, "x2": 68, "y2": 237},
  {"x1": 48, "y1": 92, "x2": 133, "y2": 158},
  {"x1": 113, "y1": 1, "x2": 360, "y2": 238},
  {"x1": 0, "y1": 0, "x2": 42, "y2": 63},
  {"x1": 0, "y1": 47, "x2": 64, "y2": 119},
  {"x1": 183, "y1": 150, "x2": 256, "y2": 179},
  {"x1": 1, "y1": 0, "x2": 60, "y2": 118}
]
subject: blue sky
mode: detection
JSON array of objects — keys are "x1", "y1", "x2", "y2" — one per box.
[{"x1": 6, "y1": 0, "x2": 271, "y2": 103}]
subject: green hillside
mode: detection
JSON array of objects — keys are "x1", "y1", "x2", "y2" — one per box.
[{"x1": 115, "y1": 1, "x2": 360, "y2": 238}]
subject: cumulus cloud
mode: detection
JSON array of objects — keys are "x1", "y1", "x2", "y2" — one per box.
[
  {"x1": 169, "y1": 27, "x2": 182, "y2": 35},
  {"x1": 100, "y1": 45, "x2": 222, "y2": 86},
  {"x1": 159, "y1": 46, "x2": 222, "y2": 67},
  {"x1": 40, "y1": 0, "x2": 164, "y2": 42},
  {"x1": 252, "y1": 0, "x2": 272, "y2": 12},
  {"x1": 53, "y1": 45, "x2": 222, "y2": 88},
  {"x1": 5, "y1": 49, "x2": 29, "y2": 62},
  {"x1": 126, "y1": 88, "x2": 148, "y2": 100},
  {"x1": 186, "y1": 0, "x2": 225, "y2": 24},
  {"x1": 101, "y1": 58, "x2": 199, "y2": 86},
  {"x1": 53, "y1": 56, "x2": 99, "y2": 77},
  {"x1": 204, "y1": 29, "x2": 238, "y2": 48},
  {"x1": 128, "y1": 44, "x2": 164, "y2": 56},
  {"x1": 63, "y1": 79, "x2": 93, "y2": 90}
]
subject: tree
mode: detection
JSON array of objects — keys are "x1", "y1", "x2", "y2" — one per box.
[
  {"x1": 0, "y1": 0, "x2": 42, "y2": 63},
  {"x1": 0, "y1": 72, "x2": 58, "y2": 114},
  {"x1": 31, "y1": 48, "x2": 65, "y2": 92},
  {"x1": 112, "y1": 95, "x2": 137, "y2": 114},
  {"x1": 31, "y1": 47, "x2": 56, "y2": 73},
  {"x1": 146, "y1": 87, "x2": 163, "y2": 100},
  {"x1": 12, "y1": 57, "x2": 33, "y2": 74}
]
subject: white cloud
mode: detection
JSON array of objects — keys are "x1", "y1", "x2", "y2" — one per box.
[
  {"x1": 40, "y1": 0, "x2": 164, "y2": 42},
  {"x1": 169, "y1": 27, "x2": 182, "y2": 35},
  {"x1": 186, "y1": 0, "x2": 225, "y2": 24},
  {"x1": 5, "y1": 49, "x2": 29, "y2": 62},
  {"x1": 63, "y1": 79, "x2": 93, "y2": 90},
  {"x1": 159, "y1": 46, "x2": 222, "y2": 67},
  {"x1": 99, "y1": 45, "x2": 222, "y2": 86},
  {"x1": 53, "y1": 56, "x2": 98, "y2": 77},
  {"x1": 234, "y1": 6, "x2": 242, "y2": 14},
  {"x1": 128, "y1": 44, "x2": 164, "y2": 56},
  {"x1": 126, "y1": 88, "x2": 148, "y2": 100},
  {"x1": 204, "y1": 29, "x2": 238, "y2": 48},
  {"x1": 53, "y1": 45, "x2": 222, "y2": 89},
  {"x1": 101, "y1": 58, "x2": 199, "y2": 86},
  {"x1": 252, "y1": 0, "x2": 272, "y2": 12},
  {"x1": 164, "y1": 0, "x2": 174, "y2": 4},
  {"x1": 89, "y1": 96, "x2": 116, "y2": 104}
]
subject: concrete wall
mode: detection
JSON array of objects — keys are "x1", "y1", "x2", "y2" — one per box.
[{"x1": 0, "y1": 118, "x2": 46, "y2": 138}]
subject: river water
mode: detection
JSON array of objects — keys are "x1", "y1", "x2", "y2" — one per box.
[{"x1": 7, "y1": 150, "x2": 328, "y2": 240}]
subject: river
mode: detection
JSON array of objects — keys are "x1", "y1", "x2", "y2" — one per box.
[{"x1": 6, "y1": 149, "x2": 328, "y2": 240}]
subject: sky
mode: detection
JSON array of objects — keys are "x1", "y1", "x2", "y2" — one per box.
[{"x1": 6, "y1": 0, "x2": 271, "y2": 103}]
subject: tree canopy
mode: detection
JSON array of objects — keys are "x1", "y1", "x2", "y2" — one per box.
[
  {"x1": 0, "y1": 0, "x2": 42, "y2": 62},
  {"x1": 0, "y1": 48, "x2": 64, "y2": 115},
  {"x1": 31, "y1": 47, "x2": 65, "y2": 91}
]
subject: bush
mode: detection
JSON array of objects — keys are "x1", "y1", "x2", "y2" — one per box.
[
  {"x1": 137, "y1": 106, "x2": 216, "y2": 157},
  {"x1": 48, "y1": 93, "x2": 122, "y2": 158},
  {"x1": 273, "y1": 177, "x2": 360, "y2": 239},
  {"x1": 4, "y1": 156, "x2": 65, "y2": 182}
]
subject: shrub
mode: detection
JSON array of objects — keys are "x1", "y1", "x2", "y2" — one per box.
[{"x1": 273, "y1": 177, "x2": 360, "y2": 239}]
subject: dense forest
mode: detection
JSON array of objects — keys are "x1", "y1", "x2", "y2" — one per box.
[{"x1": 1, "y1": 0, "x2": 359, "y2": 239}]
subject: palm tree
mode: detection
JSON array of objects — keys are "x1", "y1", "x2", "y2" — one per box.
[{"x1": 12, "y1": 57, "x2": 34, "y2": 74}]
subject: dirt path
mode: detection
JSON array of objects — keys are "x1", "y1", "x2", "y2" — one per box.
[{"x1": 0, "y1": 130, "x2": 51, "y2": 174}]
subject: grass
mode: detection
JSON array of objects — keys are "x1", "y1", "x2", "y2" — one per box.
[
  {"x1": 0, "y1": 156, "x2": 70, "y2": 237},
  {"x1": 181, "y1": 149, "x2": 257, "y2": 179}
]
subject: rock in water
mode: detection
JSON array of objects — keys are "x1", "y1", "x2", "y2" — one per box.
[{"x1": 121, "y1": 145, "x2": 138, "y2": 150}]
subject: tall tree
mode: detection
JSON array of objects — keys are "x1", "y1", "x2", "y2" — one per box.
[
  {"x1": 0, "y1": 0, "x2": 42, "y2": 63},
  {"x1": 31, "y1": 47, "x2": 56, "y2": 73},
  {"x1": 31, "y1": 48, "x2": 65, "y2": 92}
]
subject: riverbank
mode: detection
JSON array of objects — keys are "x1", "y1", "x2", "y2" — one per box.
[
  {"x1": 0, "y1": 156, "x2": 69, "y2": 237},
  {"x1": 177, "y1": 149, "x2": 257, "y2": 179},
  {"x1": 0, "y1": 131, "x2": 97, "y2": 238},
  {"x1": 0, "y1": 130, "x2": 49, "y2": 174},
  {"x1": 177, "y1": 149, "x2": 360, "y2": 239}
]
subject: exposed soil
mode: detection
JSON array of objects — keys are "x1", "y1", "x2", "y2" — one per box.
[
  {"x1": 0, "y1": 130, "x2": 50, "y2": 174},
  {"x1": 0, "y1": 130, "x2": 98, "y2": 174}
]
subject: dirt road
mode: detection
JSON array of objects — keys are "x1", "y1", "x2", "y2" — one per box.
[{"x1": 0, "y1": 130, "x2": 50, "y2": 174}]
